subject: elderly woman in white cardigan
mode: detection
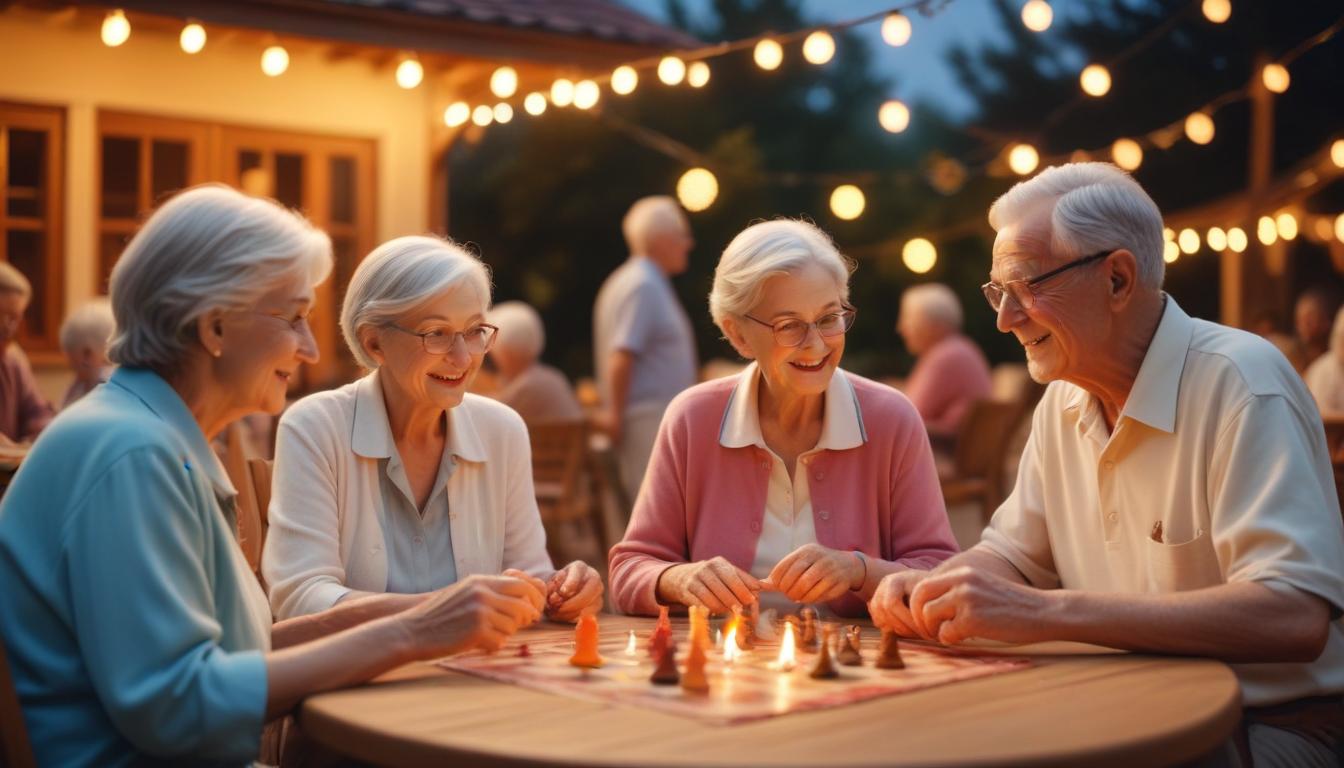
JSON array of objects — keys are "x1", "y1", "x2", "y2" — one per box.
[{"x1": 263, "y1": 235, "x2": 603, "y2": 622}]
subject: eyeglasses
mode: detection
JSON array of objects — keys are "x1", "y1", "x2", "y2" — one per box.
[
  {"x1": 742, "y1": 307, "x2": 856, "y2": 347},
  {"x1": 386, "y1": 323, "x2": 498, "y2": 355},
  {"x1": 981, "y1": 249, "x2": 1114, "y2": 312},
  {"x1": 248, "y1": 310, "x2": 312, "y2": 334}
]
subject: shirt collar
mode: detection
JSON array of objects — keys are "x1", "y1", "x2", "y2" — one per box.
[
  {"x1": 718, "y1": 361, "x2": 867, "y2": 451},
  {"x1": 108, "y1": 367, "x2": 235, "y2": 497},
  {"x1": 351, "y1": 370, "x2": 489, "y2": 463}
]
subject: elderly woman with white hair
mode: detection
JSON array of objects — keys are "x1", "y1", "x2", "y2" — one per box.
[
  {"x1": 0, "y1": 261, "x2": 54, "y2": 442},
  {"x1": 264, "y1": 236, "x2": 603, "y2": 624},
  {"x1": 0, "y1": 186, "x2": 544, "y2": 767},
  {"x1": 609, "y1": 220, "x2": 958, "y2": 617},
  {"x1": 486, "y1": 300, "x2": 583, "y2": 427},
  {"x1": 897, "y1": 283, "x2": 991, "y2": 448},
  {"x1": 58, "y1": 297, "x2": 116, "y2": 409}
]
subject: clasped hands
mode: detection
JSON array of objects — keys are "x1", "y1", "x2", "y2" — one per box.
[
  {"x1": 868, "y1": 566, "x2": 1054, "y2": 646},
  {"x1": 659, "y1": 544, "x2": 864, "y2": 612}
]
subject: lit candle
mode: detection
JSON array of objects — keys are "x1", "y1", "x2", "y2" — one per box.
[
  {"x1": 624, "y1": 630, "x2": 637, "y2": 656},
  {"x1": 714, "y1": 628, "x2": 723, "y2": 650},
  {"x1": 723, "y1": 620, "x2": 740, "y2": 664},
  {"x1": 771, "y1": 620, "x2": 797, "y2": 671}
]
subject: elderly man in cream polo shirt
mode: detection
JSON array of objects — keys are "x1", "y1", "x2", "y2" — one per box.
[{"x1": 870, "y1": 163, "x2": 1344, "y2": 766}]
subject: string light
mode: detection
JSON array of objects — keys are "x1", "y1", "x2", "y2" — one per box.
[
  {"x1": 658, "y1": 56, "x2": 686, "y2": 85},
  {"x1": 443, "y1": 102, "x2": 470, "y2": 127},
  {"x1": 261, "y1": 45, "x2": 289, "y2": 77},
  {"x1": 879, "y1": 100, "x2": 910, "y2": 133},
  {"x1": 1333, "y1": 140, "x2": 1344, "y2": 169},
  {"x1": 754, "y1": 39, "x2": 784, "y2": 71},
  {"x1": 1164, "y1": 241, "x2": 1180, "y2": 263},
  {"x1": 1227, "y1": 227, "x2": 1248, "y2": 252},
  {"x1": 396, "y1": 58, "x2": 423, "y2": 90},
  {"x1": 1185, "y1": 112, "x2": 1215, "y2": 145},
  {"x1": 523, "y1": 93, "x2": 547, "y2": 116},
  {"x1": 1206, "y1": 226, "x2": 1227, "y2": 251},
  {"x1": 1163, "y1": 227, "x2": 1175, "y2": 241},
  {"x1": 1178, "y1": 228, "x2": 1200, "y2": 254},
  {"x1": 1261, "y1": 63, "x2": 1290, "y2": 94},
  {"x1": 611, "y1": 65, "x2": 638, "y2": 95},
  {"x1": 1112, "y1": 138, "x2": 1143, "y2": 170},
  {"x1": 1257, "y1": 215, "x2": 1278, "y2": 245},
  {"x1": 881, "y1": 12, "x2": 912, "y2": 46},
  {"x1": 1275, "y1": 211, "x2": 1298, "y2": 240},
  {"x1": 687, "y1": 61, "x2": 711, "y2": 88},
  {"x1": 471, "y1": 105, "x2": 493, "y2": 127},
  {"x1": 1314, "y1": 216, "x2": 1335, "y2": 242},
  {"x1": 1202, "y1": 0, "x2": 1231, "y2": 24},
  {"x1": 1080, "y1": 64, "x2": 1111, "y2": 97},
  {"x1": 550, "y1": 78, "x2": 575, "y2": 107},
  {"x1": 803, "y1": 31, "x2": 836, "y2": 65},
  {"x1": 179, "y1": 22, "x2": 206, "y2": 54},
  {"x1": 573, "y1": 80, "x2": 600, "y2": 110},
  {"x1": 101, "y1": 9, "x2": 130, "y2": 47},
  {"x1": 676, "y1": 168, "x2": 718, "y2": 212},
  {"x1": 903, "y1": 238, "x2": 937, "y2": 273},
  {"x1": 490, "y1": 66, "x2": 518, "y2": 99},
  {"x1": 1008, "y1": 143, "x2": 1039, "y2": 175},
  {"x1": 1336, "y1": 214, "x2": 1344, "y2": 244},
  {"x1": 493, "y1": 103, "x2": 513, "y2": 124},
  {"x1": 1021, "y1": 0, "x2": 1053, "y2": 32},
  {"x1": 830, "y1": 185, "x2": 865, "y2": 220}
]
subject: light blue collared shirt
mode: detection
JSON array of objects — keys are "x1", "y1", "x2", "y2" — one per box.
[{"x1": 0, "y1": 367, "x2": 270, "y2": 767}]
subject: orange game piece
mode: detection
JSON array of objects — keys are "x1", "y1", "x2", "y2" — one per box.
[
  {"x1": 681, "y1": 639, "x2": 709, "y2": 694},
  {"x1": 569, "y1": 613, "x2": 604, "y2": 669}
]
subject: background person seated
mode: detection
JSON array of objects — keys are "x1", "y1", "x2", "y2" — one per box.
[
  {"x1": 486, "y1": 300, "x2": 583, "y2": 427},
  {"x1": 58, "y1": 297, "x2": 115, "y2": 409},
  {"x1": 896, "y1": 283, "x2": 991, "y2": 451},
  {"x1": 1306, "y1": 306, "x2": 1344, "y2": 416},
  {"x1": 0, "y1": 261, "x2": 53, "y2": 444}
]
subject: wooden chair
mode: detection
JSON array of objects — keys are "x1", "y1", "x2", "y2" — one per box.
[
  {"x1": 0, "y1": 636, "x2": 35, "y2": 768},
  {"x1": 530, "y1": 422, "x2": 608, "y2": 565},
  {"x1": 940, "y1": 400, "x2": 1023, "y2": 525}
]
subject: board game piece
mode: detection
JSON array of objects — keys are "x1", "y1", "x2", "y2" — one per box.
[
  {"x1": 836, "y1": 625, "x2": 863, "y2": 666},
  {"x1": 875, "y1": 629, "x2": 906, "y2": 670},
  {"x1": 656, "y1": 604, "x2": 671, "y2": 632},
  {"x1": 650, "y1": 641, "x2": 680, "y2": 685},
  {"x1": 681, "y1": 639, "x2": 709, "y2": 694},
  {"x1": 732, "y1": 604, "x2": 754, "y2": 650},
  {"x1": 569, "y1": 614, "x2": 604, "y2": 668},
  {"x1": 756, "y1": 607, "x2": 779, "y2": 642},
  {"x1": 799, "y1": 607, "x2": 820, "y2": 652},
  {"x1": 809, "y1": 625, "x2": 839, "y2": 679},
  {"x1": 516, "y1": 643, "x2": 531, "y2": 658},
  {"x1": 688, "y1": 605, "x2": 711, "y2": 650}
]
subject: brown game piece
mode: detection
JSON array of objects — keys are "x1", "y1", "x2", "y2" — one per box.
[
  {"x1": 875, "y1": 628, "x2": 906, "y2": 670},
  {"x1": 569, "y1": 613, "x2": 604, "y2": 668},
  {"x1": 836, "y1": 625, "x2": 863, "y2": 667},
  {"x1": 680, "y1": 638, "x2": 709, "y2": 694},
  {"x1": 809, "y1": 625, "x2": 839, "y2": 679},
  {"x1": 651, "y1": 641, "x2": 680, "y2": 685},
  {"x1": 731, "y1": 605, "x2": 754, "y2": 650},
  {"x1": 516, "y1": 643, "x2": 531, "y2": 658},
  {"x1": 799, "y1": 607, "x2": 820, "y2": 652}
]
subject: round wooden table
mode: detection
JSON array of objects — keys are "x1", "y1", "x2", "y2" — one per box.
[{"x1": 298, "y1": 615, "x2": 1241, "y2": 768}]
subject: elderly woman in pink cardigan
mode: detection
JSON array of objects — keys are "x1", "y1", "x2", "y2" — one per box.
[{"x1": 609, "y1": 220, "x2": 959, "y2": 618}]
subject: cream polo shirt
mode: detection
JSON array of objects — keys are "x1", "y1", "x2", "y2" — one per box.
[
  {"x1": 980, "y1": 297, "x2": 1344, "y2": 706},
  {"x1": 720, "y1": 362, "x2": 866, "y2": 612}
]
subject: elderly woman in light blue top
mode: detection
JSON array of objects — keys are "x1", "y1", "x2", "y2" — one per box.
[
  {"x1": 0, "y1": 186, "x2": 544, "y2": 767},
  {"x1": 263, "y1": 236, "x2": 603, "y2": 623}
]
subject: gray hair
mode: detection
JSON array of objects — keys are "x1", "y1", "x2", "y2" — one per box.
[
  {"x1": 0, "y1": 262, "x2": 31, "y2": 300},
  {"x1": 487, "y1": 300, "x2": 545, "y2": 361},
  {"x1": 60, "y1": 298, "x2": 115, "y2": 354},
  {"x1": 901, "y1": 283, "x2": 963, "y2": 331},
  {"x1": 709, "y1": 219, "x2": 854, "y2": 334},
  {"x1": 622, "y1": 196, "x2": 687, "y2": 254},
  {"x1": 108, "y1": 184, "x2": 332, "y2": 370},
  {"x1": 340, "y1": 235, "x2": 492, "y2": 370},
  {"x1": 988, "y1": 162, "x2": 1165, "y2": 289}
]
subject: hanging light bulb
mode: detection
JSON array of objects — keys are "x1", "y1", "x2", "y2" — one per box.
[
  {"x1": 1202, "y1": 0, "x2": 1231, "y2": 23},
  {"x1": 1008, "y1": 144, "x2": 1040, "y2": 176},
  {"x1": 1275, "y1": 211, "x2": 1298, "y2": 240},
  {"x1": 611, "y1": 65, "x2": 638, "y2": 95},
  {"x1": 1207, "y1": 227, "x2": 1228, "y2": 251},
  {"x1": 754, "y1": 39, "x2": 783, "y2": 71},
  {"x1": 1257, "y1": 216, "x2": 1278, "y2": 245},
  {"x1": 1164, "y1": 227, "x2": 1175, "y2": 241},
  {"x1": 879, "y1": 100, "x2": 910, "y2": 133},
  {"x1": 1336, "y1": 214, "x2": 1344, "y2": 244},
  {"x1": 903, "y1": 238, "x2": 937, "y2": 273},
  {"x1": 179, "y1": 22, "x2": 206, "y2": 54},
  {"x1": 1261, "y1": 63, "x2": 1290, "y2": 94},
  {"x1": 550, "y1": 78, "x2": 575, "y2": 107},
  {"x1": 881, "y1": 12, "x2": 912, "y2": 46},
  {"x1": 1314, "y1": 216, "x2": 1335, "y2": 242},
  {"x1": 1185, "y1": 112, "x2": 1215, "y2": 145},
  {"x1": 1178, "y1": 228, "x2": 1200, "y2": 254},
  {"x1": 443, "y1": 102, "x2": 471, "y2": 127},
  {"x1": 657, "y1": 56, "x2": 686, "y2": 86},
  {"x1": 676, "y1": 168, "x2": 719, "y2": 212},
  {"x1": 396, "y1": 58, "x2": 424, "y2": 89},
  {"x1": 1021, "y1": 0, "x2": 1053, "y2": 32},
  {"x1": 471, "y1": 105, "x2": 493, "y2": 127},
  {"x1": 492, "y1": 103, "x2": 513, "y2": 124},
  {"x1": 1080, "y1": 64, "x2": 1111, "y2": 97},
  {"x1": 523, "y1": 92, "x2": 547, "y2": 116},
  {"x1": 1227, "y1": 227, "x2": 1248, "y2": 252},
  {"x1": 101, "y1": 9, "x2": 130, "y2": 47},
  {"x1": 830, "y1": 185, "x2": 865, "y2": 220},
  {"x1": 573, "y1": 80, "x2": 600, "y2": 110},
  {"x1": 802, "y1": 31, "x2": 835, "y2": 65},
  {"x1": 1112, "y1": 138, "x2": 1143, "y2": 171},
  {"x1": 1163, "y1": 241, "x2": 1180, "y2": 263},
  {"x1": 1332, "y1": 140, "x2": 1344, "y2": 169},
  {"x1": 490, "y1": 66, "x2": 518, "y2": 99},
  {"x1": 261, "y1": 45, "x2": 289, "y2": 77},
  {"x1": 687, "y1": 61, "x2": 711, "y2": 88}
]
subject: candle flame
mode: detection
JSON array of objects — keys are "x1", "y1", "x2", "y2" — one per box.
[
  {"x1": 772, "y1": 620, "x2": 797, "y2": 670},
  {"x1": 624, "y1": 630, "x2": 637, "y2": 656},
  {"x1": 723, "y1": 619, "x2": 740, "y2": 663}
]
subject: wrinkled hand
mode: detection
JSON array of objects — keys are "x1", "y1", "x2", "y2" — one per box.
[
  {"x1": 767, "y1": 544, "x2": 864, "y2": 605},
  {"x1": 908, "y1": 566, "x2": 1054, "y2": 646},
  {"x1": 660, "y1": 557, "x2": 761, "y2": 613},
  {"x1": 868, "y1": 569, "x2": 928, "y2": 637},
  {"x1": 403, "y1": 574, "x2": 544, "y2": 657},
  {"x1": 543, "y1": 561, "x2": 605, "y2": 622}
]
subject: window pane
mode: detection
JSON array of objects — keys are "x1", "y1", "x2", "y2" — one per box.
[
  {"x1": 6, "y1": 231, "x2": 45, "y2": 336},
  {"x1": 99, "y1": 232, "x2": 130, "y2": 293},
  {"x1": 6, "y1": 129, "x2": 45, "y2": 219},
  {"x1": 274, "y1": 153, "x2": 304, "y2": 209},
  {"x1": 151, "y1": 140, "x2": 189, "y2": 204},
  {"x1": 101, "y1": 136, "x2": 140, "y2": 218},
  {"x1": 332, "y1": 236, "x2": 359, "y2": 372},
  {"x1": 330, "y1": 156, "x2": 355, "y2": 224}
]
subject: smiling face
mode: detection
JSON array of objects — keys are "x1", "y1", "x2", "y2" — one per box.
[
  {"x1": 366, "y1": 282, "x2": 489, "y2": 413},
  {"x1": 216, "y1": 273, "x2": 319, "y2": 415}
]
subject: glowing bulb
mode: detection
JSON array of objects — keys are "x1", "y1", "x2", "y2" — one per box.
[
  {"x1": 523, "y1": 92, "x2": 547, "y2": 116},
  {"x1": 1021, "y1": 0, "x2": 1053, "y2": 32},
  {"x1": 1163, "y1": 227, "x2": 1175, "y2": 241},
  {"x1": 261, "y1": 46, "x2": 289, "y2": 77},
  {"x1": 1276, "y1": 211, "x2": 1298, "y2": 241},
  {"x1": 657, "y1": 56, "x2": 685, "y2": 86},
  {"x1": 676, "y1": 168, "x2": 718, "y2": 212},
  {"x1": 1112, "y1": 138, "x2": 1143, "y2": 171},
  {"x1": 687, "y1": 61, "x2": 711, "y2": 88},
  {"x1": 1332, "y1": 140, "x2": 1344, "y2": 169},
  {"x1": 1262, "y1": 63, "x2": 1290, "y2": 94},
  {"x1": 471, "y1": 104, "x2": 493, "y2": 127},
  {"x1": 881, "y1": 13, "x2": 912, "y2": 46},
  {"x1": 803, "y1": 31, "x2": 835, "y2": 65},
  {"x1": 1178, "y1": 228, "x2": 1200, "y2": 254},
  {"x1": 1163, "y1": 241, "x2": 1180, "y2": 263},
  {"x1": 879, "y1": 100, "x2": 910, "y2": 133},
  {"x1": 1227, "y1": 227, "x2": 1248, "y2": 252},
  {"x1": 1257, "y1": 216, "x2": 1278, "y2": 246},
  {"x1": 550, "y1": 78, "x2": 575, "y2": 107},
  {"x1": 1185, "y1": 112, "x2": 1215, "y2": 145},
  {"x1": 573, "y1": 80, "x2": 600, "y2": 110},
  {"x1": 493, "y1": 103, "x2": 513, "y2": 124},
  {"x1": 1314, "y1": 217, "x2": 1334, "y2": 242},
  {"x1": 830, "y1": 185, "x2": 865, "y2": 220},
  {"x1": 1008, "y1": 143, "x2": 1039, "y2": 176},
  {"x1": 443, "y1": 102, "x2": 470, "y2": 127},
  {"x1": 611, "y1": 65, "x2": 638, "y2": 95},
  {"x1": 1207, "y1": 227, "x2": 1227, "y2": 251},
  {"x1": 179, "y1": 23, "x2": 206, "y2": 54},
  {"x1": 101, "y1": 9, "x2": 130, "y2": 47},
  {"x1": 1202, "y1": 0, "x2": 1231, "y2": 23},
  {"x1": 1080, "y1": 64, "x2": 1111, "y2": 97},
  {"x1": 490, "y1": 66, "x2": 518, "y2": 98},
  {"x1": 396, "y1": 58, "x2": 423, "y2": 89},
  {"x1": 1336, "y1": 214, "x2": 1344, "y2": 244},
  {"x1": 903, "y1": 238, "x2": 937, "y2": 273},
  {"x1": 754, "y1": 39, "x2": 783, "y2": 71}
]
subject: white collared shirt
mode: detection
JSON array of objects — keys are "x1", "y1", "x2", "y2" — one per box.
[{"x1": 981, "y1": 298, "x2": 1344, "y2": 705}]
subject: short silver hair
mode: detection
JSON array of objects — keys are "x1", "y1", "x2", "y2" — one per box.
[
  {"x1": 901, "y1": 283, "x2": 962, "y2": 331},
  {"x1": 0, "y1": 262, "x2": 31, "y2": 300},
  {"x1": 988, "y1": 162, "x2": 1165, "y2": 289},
  {"x1": 108, "y1": 184, "x2": 332, "y2": 371},
  {"x1": 709, "y1": 219, "x2": 854, "y2": 334},
  {"x1": 60, "y1": 298, "x2": 115, "y2": 354},
  {"x1": 340, "y1": 235, "x2": 492, "y2": 370},
  {"x1": 487, "y1": 300, "x2": 545, "y2": 361},
  {"x1": 622, "y1": 196, "x2": 687, "y2": 254}
]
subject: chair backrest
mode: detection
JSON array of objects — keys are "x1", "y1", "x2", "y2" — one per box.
[
  {"x1": 953, "y1": 400, "x2": 1023, "y2": 479},
  {"x1": 529, "y1": 422, "x2": 588, "y2": 522},
  {"x1": 0, "y1": 638, "x2": 35, "y2": 768}
]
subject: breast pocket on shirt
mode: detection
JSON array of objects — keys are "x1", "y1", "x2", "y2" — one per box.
[{"x1": 1144, "y1": 530, "x2": 1224, "y2": 593}]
